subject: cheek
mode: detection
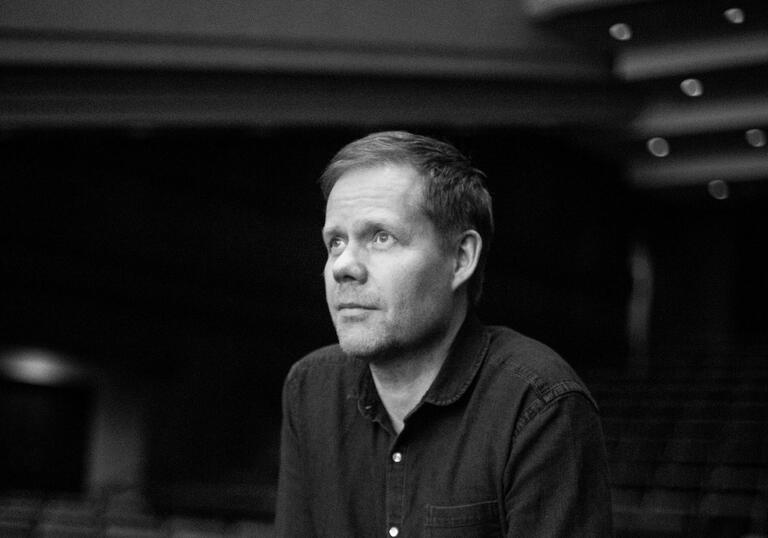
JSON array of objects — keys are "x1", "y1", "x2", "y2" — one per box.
[
  {"x1": 392, "y1": 258, "x2": 451, "y2": 307},
  {"x1": 323, "y1": 258, "x2": 334, "y2": 284},
  {"x1": 323, "y1": 263, "x2": 335, "y2": 300}
]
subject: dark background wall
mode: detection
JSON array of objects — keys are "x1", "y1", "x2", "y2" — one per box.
[
  {"x1": 636, "y1": 182, "x2": 768, "y2": 358},
  {"x1": 0, "y1": 379, "x2": 93, "y2": 492}
]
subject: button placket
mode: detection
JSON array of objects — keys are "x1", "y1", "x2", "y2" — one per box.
[{"x1": 385, "y1": 444, "x2": 406, "y2": 537}]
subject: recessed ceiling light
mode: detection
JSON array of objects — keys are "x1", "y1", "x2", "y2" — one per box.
[
  {"x1": 680, "y1": 78, "x2": 703, "y2": 97},
  {"x1": 647, "y1": 137, "x2": 670, "y2": 157},
  {"x1": 745, "y1": 128, "x2": 766, "y2": 148},
  {"x1": 707, "y1": 180, "x2": 730, "y2": 200},
  {"x1": 609, "y1": 23, "x2": 632, "y2": 41},
  {"x1": 724, "y1": 8, "x2": 745, "y2": 24}
]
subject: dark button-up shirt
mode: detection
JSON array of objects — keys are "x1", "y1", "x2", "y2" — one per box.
[{"x1": 275, "y1": 315, "x2": 612, "y2": 537}]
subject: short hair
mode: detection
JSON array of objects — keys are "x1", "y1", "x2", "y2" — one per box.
[{"x1": 320, "y1": 131, "x2": 494, "y2": 306}]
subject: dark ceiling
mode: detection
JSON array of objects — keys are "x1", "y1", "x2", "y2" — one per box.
[{"x1": 529, "y1": 0, "x2": 768, "y2": 189}]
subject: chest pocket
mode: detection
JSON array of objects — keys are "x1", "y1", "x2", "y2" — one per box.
[{"x1": 424, "y1": 500, "x2": 501, "y2": 538}]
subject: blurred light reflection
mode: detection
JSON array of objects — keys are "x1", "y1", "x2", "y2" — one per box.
[{"x1": 0, "y1": 348, "x2": 84, "y2": 386}]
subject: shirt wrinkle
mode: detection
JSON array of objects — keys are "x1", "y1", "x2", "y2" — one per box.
[{"x1": 512, "y1": 382, "x2": 593, "y2": 441}]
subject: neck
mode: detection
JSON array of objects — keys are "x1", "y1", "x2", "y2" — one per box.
[{"x1": 370, "y1": 303, "x2": 467, "y2": 434}]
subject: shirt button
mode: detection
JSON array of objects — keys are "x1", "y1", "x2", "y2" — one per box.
[
  {"x1": 391, "y1": 452, "x2": 402, "y2": 463},
  {"x1": 388, "y1": 526, "x2": 399, "y2": 537}
]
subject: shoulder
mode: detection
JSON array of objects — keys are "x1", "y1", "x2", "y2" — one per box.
[
  {"x1": 480, "y1": 325, "x2": 597, "y2": 413},
  {"x1": 286, "y1": 343, "x2": 347, "y2": 377},
  {"x1": 281, "y1": 344, "x2": 364, "y2": 437},
  {"x1": 283, "y1": 343, "x2": 362, "y2": 397}
]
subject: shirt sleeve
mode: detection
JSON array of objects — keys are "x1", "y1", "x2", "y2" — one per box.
[
  {"x1": 274, "y1": 368, "x2": 314, "y2": 537},
  {"x1": 503, "y1": 391, "x2": 613, "y2": 537}
]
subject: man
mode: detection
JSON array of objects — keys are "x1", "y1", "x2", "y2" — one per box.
[{"x1": 276, "y1": 131, "x2": 612, "y2": 537}]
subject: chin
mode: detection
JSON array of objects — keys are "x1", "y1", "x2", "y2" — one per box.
[
  {"x1": 338, "y1": 338, "x2": 385, "y2": 360},
  {"x1": 336, "y1": 330, "x2": 392, "y2": 360}
]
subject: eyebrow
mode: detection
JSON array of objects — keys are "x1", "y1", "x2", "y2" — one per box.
[
  {"x1": 321, "y1": 225, "x2": 340, "y2": 240},
  {"x1": 322, "y1": 218, "x2": 402, "y2": 240}
]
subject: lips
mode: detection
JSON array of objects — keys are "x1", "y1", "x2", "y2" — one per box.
[{"x1": 336, "y1": 302, "x2": 375, "y2": 310}]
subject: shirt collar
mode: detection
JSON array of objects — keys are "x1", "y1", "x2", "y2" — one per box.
[
  {"x1": 355, "y1": 312, "x2": 490, "y2": 417},
  {"x1": 422, "y1": 312, "x2": 490, "y2": 406}
]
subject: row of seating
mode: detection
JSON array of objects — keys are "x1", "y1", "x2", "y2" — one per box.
[
  {"x1": 587, "y1": 357, "x2": 768, "y2": 537},
  {"x1": 0, "y1": 495, "x2": 274, "y2": 538},
  {"x1": 2, "y1": 354, "x2": 765, "y2": 538}
]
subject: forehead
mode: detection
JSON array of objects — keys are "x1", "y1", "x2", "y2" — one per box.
[{"x1": 325, "y1": 164, "x2": 425, "y2": 222}]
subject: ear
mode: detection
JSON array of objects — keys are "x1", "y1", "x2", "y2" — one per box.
[{"x1": 451, "y1": 230, "x2": 482, "y2": 292}]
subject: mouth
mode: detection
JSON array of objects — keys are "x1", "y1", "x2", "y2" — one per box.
[{"x1": 336, "y1": 303, "x2": 375, "y2": 311}]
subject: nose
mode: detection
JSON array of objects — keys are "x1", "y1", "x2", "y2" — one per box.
[{"x1": 331, "y1": 242, "x2": 368, "y2": 283}]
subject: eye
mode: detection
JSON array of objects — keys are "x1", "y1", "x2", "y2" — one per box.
[
  {"x1": 327, "y1": 236, "x2": 346, "y2": 255},
  {"x1": 372, "y1": 230, "x2": 395, "y2": 248}
]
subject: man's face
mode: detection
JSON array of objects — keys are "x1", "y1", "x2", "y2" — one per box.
[{"x1": 322, "y1": 164, "x2": 456, "y2": 360}]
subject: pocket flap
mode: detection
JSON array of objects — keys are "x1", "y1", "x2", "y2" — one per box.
[{"x1": 425, "y1": 500, "x2": 499, "y2": 527}]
